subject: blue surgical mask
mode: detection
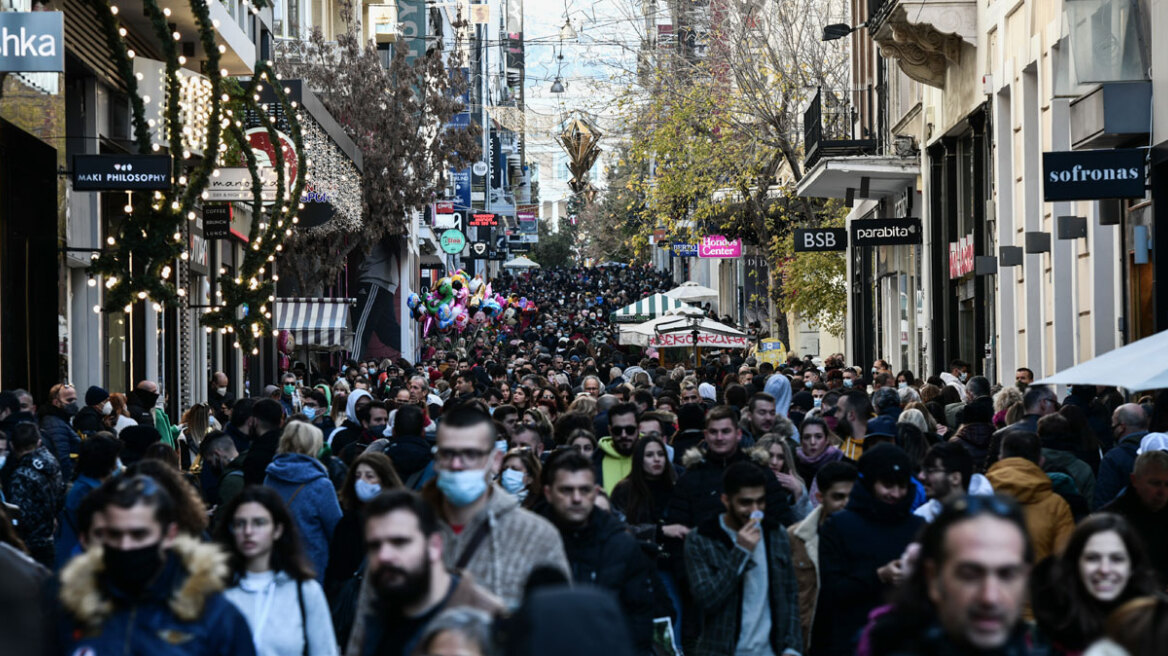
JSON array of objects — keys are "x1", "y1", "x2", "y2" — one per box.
[
  {"x1": 436, "y1": 469, "x2": 489, "y2": 506},
  {"x1": 898, "y1": 382, "x2": 908, "y2": 390},
  {"x1": 813, "y1": 398, "x2": 822, "y2": 409},
  {"x1": 500, "y1": 468, "x2": 526, "y2": 495},
  {"x1": 355, "y1": 479, "x2": 382, "y2": 502},
  {"x1": 303, "y1": 407, "x2": 317, "y2": 420},
  {"x1": 843, "y1": 379, "x2": 854, "y2": 388},
  {"x1": 495, "y1": 439, "x2": 509, "y2": 453}
]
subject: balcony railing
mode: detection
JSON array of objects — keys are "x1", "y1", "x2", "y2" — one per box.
[{"x1": 803, "y1": 88, "x2": 879, "y2": 170}]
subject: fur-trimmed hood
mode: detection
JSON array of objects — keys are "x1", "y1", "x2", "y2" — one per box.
[
  {"x1": 680, "y1": 443, "x2": 770, "y2": 469},
  {"x1": 59, "y1": 535, "x2": 230, "y2": 631}
]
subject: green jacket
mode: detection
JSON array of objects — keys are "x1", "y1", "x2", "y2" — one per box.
[{"x1": 684, "y1": 515, "x2": 803, "y2": 656}]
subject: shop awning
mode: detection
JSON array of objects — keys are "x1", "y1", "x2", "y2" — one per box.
[
  {"x1": 275, "y1": 297, "x2": 354, "y2": 352},
  {"x1": 1036, "y1": 329, "x2": 1168, "y2": 391},
  {"x1": 796, "y1": 156, "x2": 920, "y2": 200},
  {"x1": 619, "y1": 306, "x2": 751, "y2": 349},
  {"x1": 611, "y1": 293, "x2": 692, "y2": 323}
]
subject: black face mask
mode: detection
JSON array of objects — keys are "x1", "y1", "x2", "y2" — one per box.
[
  {"x1": 103, "y1": 541, "x2": 165, "y2": 595},
  {"x1": 137, "y1": 390, "x2": 159, "y2": 409}
]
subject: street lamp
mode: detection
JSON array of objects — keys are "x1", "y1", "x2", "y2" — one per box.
[{"x1": 822, "y1": 22, "x2": 866, "y2": 41}]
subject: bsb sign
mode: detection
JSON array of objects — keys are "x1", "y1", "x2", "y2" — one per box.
[
  {"x1": 793, "y1": 228, "x2": 847, "y2": 252},
  {"x1": 1043, "y1": 149, "x2": 1145, "y2": 201},
  {"x1": 850, "y1": 218, "x2": 922, "y2": 247},
  {"x1": 0, "y1": 12, "x2": 64, "y2": 73}
]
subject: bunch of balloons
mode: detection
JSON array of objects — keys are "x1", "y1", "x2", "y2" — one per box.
[{"x1": 407, "y1": 271, "x2": 540, "y2": 336}]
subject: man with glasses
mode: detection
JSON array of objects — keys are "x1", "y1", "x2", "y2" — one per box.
[
  {"x1": 426, "y1": 406, "x2": 569, "y2": 608},
  {"x1": 866, "y1": 495, "x2": 1036, "y2": 654},
  {"x1": 991, "y1": 384, "x2": 1058, "y2": 448},
  {"x1": 1094, "y1": 403, "x2": 1152, "y2": 509},
  {"x1": 595, "y1": 402, "x2": 638, "y2": 495},
  {"x1": 59, "y1": 475, "x2": 256, "y2": 655}
]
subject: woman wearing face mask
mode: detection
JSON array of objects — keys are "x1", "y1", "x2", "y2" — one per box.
[
  {"x1": 217, "y1": 486, "x2": 338, "y2": 656},
  {"x1": 325, "y1": 452, "x2": 402, "y2": 600},
  {"x1": 794, "y1": 417, "x2": 844, "y2": 498},
  {"x1": 262, "y1": 421, "x2": 342, "y2": 585},
  {"x1": 177, "y1": 403, "x2": 212, "y2": 472},
  {"x1": 107, "y1": 393, "x2": 138, "y2": 436},
  {"x1": 756, "y1": 434, "x2": 814, "y2": 520},
  {"x1": 498, "y1": 447, "x2": 541, "y2": 508},
  {"x1": 1032, "y1": 514, "x2": 1157, "y2": 654}
]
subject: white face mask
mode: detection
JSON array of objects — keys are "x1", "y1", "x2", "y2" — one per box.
[
  {"x1": 216, "y1": 387, "x2": 227, "y2": 396},
  {"x1": 101, "y1": 401, "x2": 113, "y2": 416}
]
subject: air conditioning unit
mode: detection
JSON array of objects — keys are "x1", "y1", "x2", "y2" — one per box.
[{"x1": 368, "y1": 4, "x2": 398, "y2": 44}]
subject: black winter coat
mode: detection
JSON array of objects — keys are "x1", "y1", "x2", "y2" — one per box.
[
  {"x1": 811, "y1": 480, "x2": 925, "y2": 656},
  {"x1": 664, "y1": 445, "x2": 794, "y2": 530},
  {"x1": 241, "y1": 429, "x2": 281, "y2": 485},
  {"x1": 384, "y1": 434, "x2": 432, "y2": 482},
  {"x1": 540, "y1": 508, "x2": 656, "y2": 654}
]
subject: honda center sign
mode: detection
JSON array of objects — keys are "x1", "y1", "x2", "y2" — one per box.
[{"x1": 850, "y1": 218, "x2": 922, "y2": 247}]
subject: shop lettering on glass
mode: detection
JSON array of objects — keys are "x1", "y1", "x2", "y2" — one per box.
[{"x1": 949, "y1": 235, "x2": 975, "y2": 279}]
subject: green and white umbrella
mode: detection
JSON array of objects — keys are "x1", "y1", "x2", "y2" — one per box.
[{"x1": 610, "y1": 293, "x2": 692, "y2": 324}]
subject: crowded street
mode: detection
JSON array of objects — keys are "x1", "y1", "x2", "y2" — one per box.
[{"x1": 3, "y1": 0, "x2": 1168, "y2": 655}]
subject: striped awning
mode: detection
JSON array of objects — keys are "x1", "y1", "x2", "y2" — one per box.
[
  {"x1": 274, "y1": 298, "x2": 354, "y2": 351},
  {"x1": 610, "y1": 293, "x2": 692, "y2": 323}
]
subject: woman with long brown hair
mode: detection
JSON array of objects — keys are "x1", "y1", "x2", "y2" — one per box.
[{"x1": 177, "y1": 403, "x2": 211, "y2": 471}]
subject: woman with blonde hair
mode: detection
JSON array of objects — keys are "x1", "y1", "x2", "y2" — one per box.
[
  {"x1": 177, "y1": 403, "x2": 212, "y2": 471},
  {"x1": 755, "y1": 434, "x2": 813, "y2": 520},
  {"x1": 263, "y1": 421, "x2": 341, "y2": 583},
  {"x1": 567, "y1": 394, "x2": 598, "y2": 417}
]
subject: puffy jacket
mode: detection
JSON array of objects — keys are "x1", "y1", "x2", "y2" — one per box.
[
  {"x1": 540, "y1": 507, "x2": 655, "y2": 653},
  {"x1": 38, "y1": 406, "x2": 80, "y2": 481},
  {"x1": 3, "y1": 447, "x2": 65, "y2": 567},
  {"x1": 264, "y1": 453, "x2": 342, "y2": 583},
  {"x1": 986, "y1": 457, "x2": 1074, "y2": 561},
  {"x1": 1093, "y1": 431, "x2": 1148, "y2": 510},
  {"x1": 813, "y1": 479, "x2": 924, "y2": 656},
  {"x1": 59, "y1": 536, "x2": 256, "y2": 656},
  {"x1": 665, "y1": 445, "x2": 794, "y2": 529},
  {"x1": 1041, "y1": 446, "x2": 1096, "y2": 504}
]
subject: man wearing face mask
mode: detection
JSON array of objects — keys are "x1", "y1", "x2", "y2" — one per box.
[
  {"x1": 421, "y1": 406, "x2": 570, "y2": 608},
  {"x1": 201, "y1": 432, "x2": 247, "y2": 507},
  {"x1": 125, "y1": 380, "x2": 161, "y2": 427},
  {"x1": 208, "y1": 371, "x2": 233, "y2": 423},
  {"x1": 279, "y1": 372, "x2": 299, "y2": 416},
  {"x1": 1, "y1": 423, "x2": 65, "y2": 568},
  {"x1": 59, "y1": 475, "x2": 256, "y2": 656},
  {"x1": 38, "y1": 383, "x2": 82, "y2": 481},
  {"x1": 73, "y1": 385, "x2": 112, "y2": 437}
]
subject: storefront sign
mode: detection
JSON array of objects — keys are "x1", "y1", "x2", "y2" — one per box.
[
  {"x1": 0, "y1": 12, "x2": 63, "y2": 73},
  {"x1": 188, "y1": 222, "x2": 209, "y2": 275},
  {"x1": 698, "y1": 235, "x2": 742, "y2": 258},
  {"x1": 756, "y1": 339, "x2": 787, "y2": 365},
  {"x1": 440, "y1": 229, "x2": 467, "y2": 254},
  {"x1": 850, "y1": 218, "x2": 922, "y2": 246},
  {"x1": 297, "y1": 183, "x2": 336, "y2": 228},
  {"x1": 73, "y1": 154, "x2": 171, "y2": 191},
  {"x1": 206, "y1": 167, "x2": 277, "y2": 202},
  {"x1": 648, "y1": 332, "x2": 753, "y2": 348},
  {"x1": 793, "y1": 228, "x2": 847, "y2": 252},
  {"x1": 949, "y1": 234, "x2": 975, "y2": 279},
  {"x1": 466, "y1": 241, "x2": 490, "y2": 260},
  {"x1": 518, "y1": 211, "x2": 537, "y2": 234},
  {"x1": 203, "y1": 205, "x2": 233, "y2": 240},
  {"x1": 469, "y1": 212, "x2": 498, "y2": 227},
  {"x1": 1043, "y1": 149, "x2": 1145, "y2": 201},
  {"x1": 671, "y1": 242, "x2": 699, "y2": 257}
]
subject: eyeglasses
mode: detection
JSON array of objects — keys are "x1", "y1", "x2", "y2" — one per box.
[
  {"x1": 611, "y1": 425, "x2": 637, "y2": 436},
  {"x1": 432, "y1": 446, "x2": 493, "y2": 466}
]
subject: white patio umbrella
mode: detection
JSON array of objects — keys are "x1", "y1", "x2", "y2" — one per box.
[
  {"x1": 1035, "y1": 329, "x2": 1168, "y2": 391},
  {"x1": 665, "y1": 280, "x2": 719, "y2": 303},
  {"x1": 619, "y1": 306, "x2": 750, "y2": 349},
  {"x1": 502, "y1": 255, "x2": 541, "y2": 269}
]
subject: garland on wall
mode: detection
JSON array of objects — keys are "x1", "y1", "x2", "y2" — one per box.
[
  {"x1": 85, "y1": 0, "x2": 225, "y2": 311},
  {"x1": 84, "y1": 0, "x2": 307, "y2": 354},
  {"x1": 200, "y1": 62, "x2": 307, "y2": 354}
]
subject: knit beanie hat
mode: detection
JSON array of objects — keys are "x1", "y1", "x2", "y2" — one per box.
[
  {"x1": 85, "y1": 385, "x2": 110, "y2": 407},
  {"x1": 858, "y1": 443, "x2": 914, "y2": 488},
  {"x1": 677, "y1": 403, "x2": 707, "y2": 432}
]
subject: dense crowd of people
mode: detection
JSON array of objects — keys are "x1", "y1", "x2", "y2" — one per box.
[{"x1": 2, "y1": 265, "x2": 1168, "y2": 655}]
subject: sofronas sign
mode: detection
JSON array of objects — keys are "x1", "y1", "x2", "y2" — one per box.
[{"x1": 1043, "y1": 149, "x2": 1145, "y2": 201}]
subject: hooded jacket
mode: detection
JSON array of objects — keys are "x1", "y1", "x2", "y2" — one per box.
[
  {"x1": 58, "y1": 536, "x2": 256, "y2": 656},
  {"x1": 812, "y1": 478, "x2": 924, "y2": 656},
  {"x1": 685, "y1": 513, "x2": 802, "y2": 656},
  {"x1": 986, "y1": 457, "x2": 1074, "y2": 562},
  {"x1": 949, "y1": 422, "x2": 995, "y2": 471},
  {"x1": 421, "y1": 482, "x2": 571, "y2": 608},
  {"x1": 38, "y1": 404, "x2": 80, "y2": 481},
  {"x1": 764, "y1": 373, "x2": 793, "y2": 418},
  {"x1": 263, "y1": 453, "x2": 342, "y2": 583},
  {"x1": 223, "y1": 569, "x2": 337, "y2": 656},
  {"x1": 1093, "y1": 430, "x2": 1149, "y2": 510},
  {"x1": 665, "y1": 444, "x2": 794, "y2": 529},
  {"x1": 593, "y1": 436, "x2": 633, "y2": 495},
  {"x1": 329, "y1": 389, "x2": 375, "y2": 455},
  {"x1": 1041, "y1": 445, "x2": 1096, "y2": 504},
  {"x1": 538, "y1": 507, "x2": 655, "y2": 653}
]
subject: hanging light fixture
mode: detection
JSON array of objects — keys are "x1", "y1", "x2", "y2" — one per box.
[
  {"x1": 550, "y1": 77, "x2": 565, "y2": 93},
  {"x1": 560, "y1": 17, "x2": 577, "y2": 40},
  {"x1": 550, "y1": 47, "x2": 565, "y2": 93}
]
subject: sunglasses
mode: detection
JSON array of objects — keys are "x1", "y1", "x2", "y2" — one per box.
[{"x1": 610, "y1": 425, "x2": 637, "y2": 436}]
